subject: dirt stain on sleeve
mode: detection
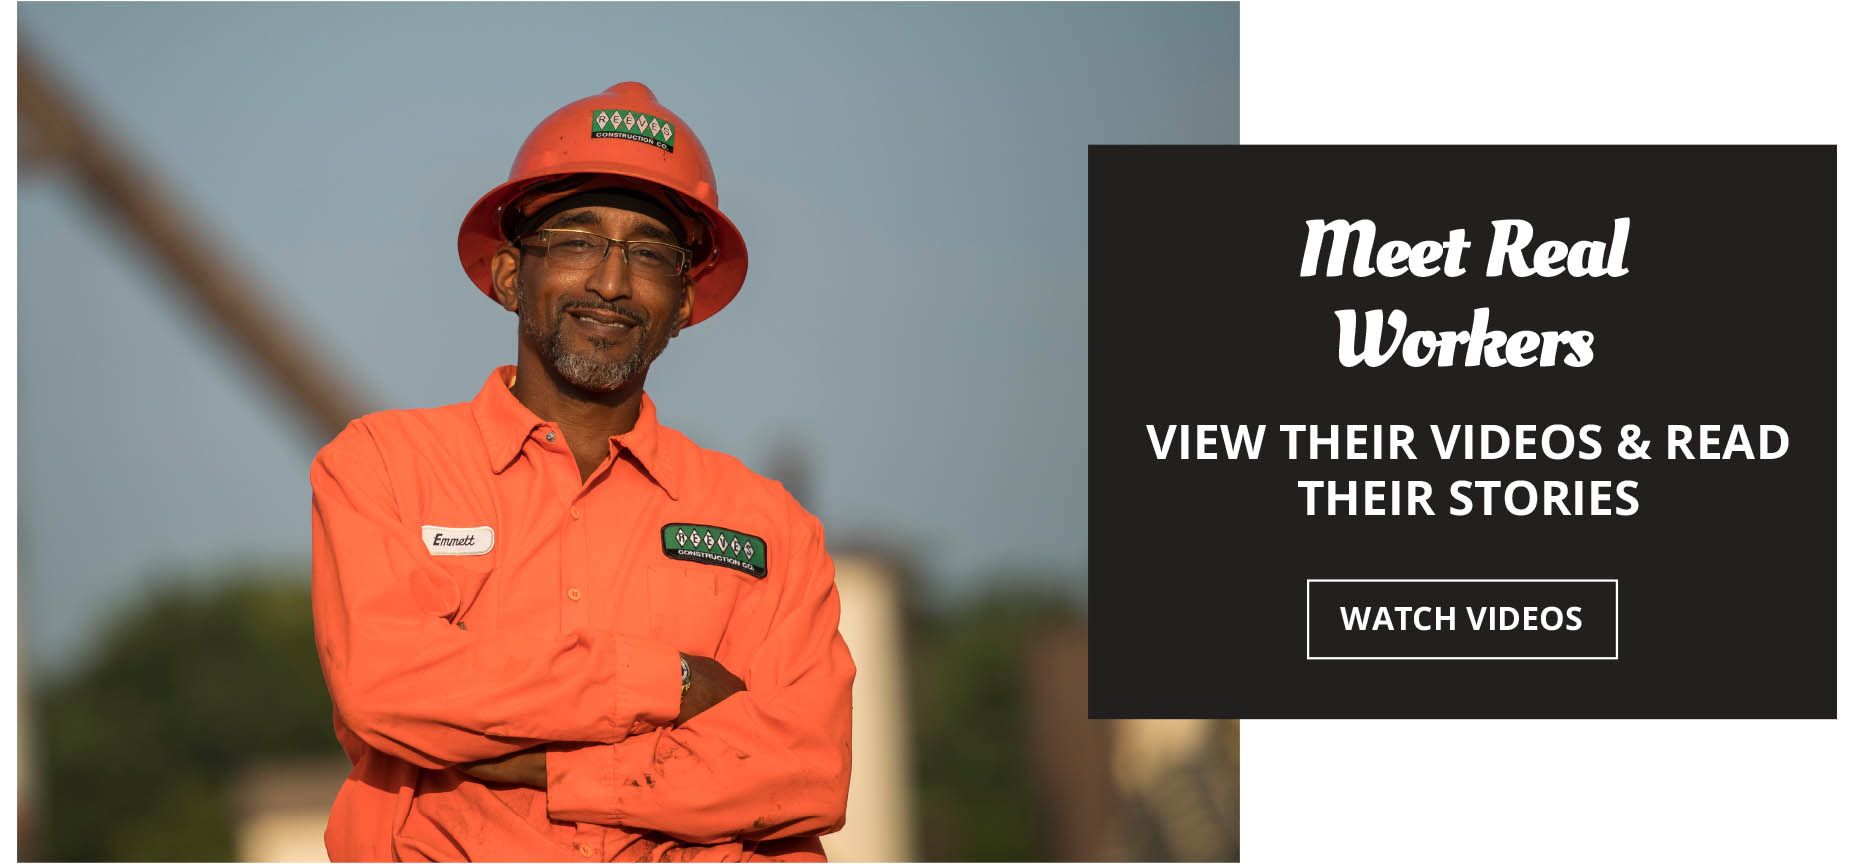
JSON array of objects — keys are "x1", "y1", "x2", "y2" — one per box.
[{"x1": 653, "y1": 738, "x2": 693, "y2": 767}]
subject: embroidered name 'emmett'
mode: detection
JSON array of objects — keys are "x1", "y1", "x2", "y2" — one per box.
[{"x1": 421, "y1": 525, "x2": 495, "y2": 556}]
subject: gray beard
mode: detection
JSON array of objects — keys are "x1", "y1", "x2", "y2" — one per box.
[{"x1": 520, "y1": 300, "x2": 660, "y2": 393}]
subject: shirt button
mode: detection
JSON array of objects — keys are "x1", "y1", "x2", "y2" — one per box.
[
  {"x1": 576, "y1": 843, "x2": 595, "y2": 857},
  {"x1": 568, "y1": 588, "x2": 582, "y2": 601},
  {"x1": 570, "y1": 507, "x2": 581, "y2": 519},
  {"x1": 545, "y1": 431, "x2": 556, "y2": 442}
]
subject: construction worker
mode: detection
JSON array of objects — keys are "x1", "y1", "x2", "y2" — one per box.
[{"x1": 309, "y1": 82, "x2": 855, "y2": 862}]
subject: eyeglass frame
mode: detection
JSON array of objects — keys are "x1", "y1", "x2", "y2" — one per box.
[{"x1": 514, "y1": 228, "x2": 696, "y2": 277}]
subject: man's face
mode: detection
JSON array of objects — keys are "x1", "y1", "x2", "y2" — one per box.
[{"x1": 495, "y1": 205, "x2": 693, "y2": 393}]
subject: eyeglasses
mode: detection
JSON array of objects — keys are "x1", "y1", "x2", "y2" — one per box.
[{"x1": 518, "y1": 229, "x2": 692, "y2": 279}]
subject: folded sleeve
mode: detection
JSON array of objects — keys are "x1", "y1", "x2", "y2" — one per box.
[
  {"x1": 310, "y1": 419, "x2": 683, "y2": 770},
  {"x1": 544, "y1": 507, "x2": 855, "y2": 843}
]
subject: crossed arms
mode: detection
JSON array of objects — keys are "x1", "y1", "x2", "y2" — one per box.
[{"x1": 308, "y1": 423, "x2": 854, "y2": 844}]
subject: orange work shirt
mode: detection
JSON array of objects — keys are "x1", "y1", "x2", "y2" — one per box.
[{"x1": 310, "y1": 366, "x2": 854, "y2": 861}]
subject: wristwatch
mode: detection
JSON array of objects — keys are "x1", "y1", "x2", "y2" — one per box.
[{"x1": 680, "y1": 655, "x2": 692, "y2": 695}]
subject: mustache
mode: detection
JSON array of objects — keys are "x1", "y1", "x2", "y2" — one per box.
[{"x1": 556, "y1": 298, "x2": 649, "y2": 327}]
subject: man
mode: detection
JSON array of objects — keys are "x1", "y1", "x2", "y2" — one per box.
[{"x1": 310, "y1": 82, "x2": 854, "y2": 862}]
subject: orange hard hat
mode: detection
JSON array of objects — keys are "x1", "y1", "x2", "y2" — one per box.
[{"x1": 457, "y1": 82, "x2": 747, "y2": 326}]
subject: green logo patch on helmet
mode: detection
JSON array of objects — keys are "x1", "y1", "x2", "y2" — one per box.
[{"x1": 592, "y1": 110, "x2": 675, "y2": 153}]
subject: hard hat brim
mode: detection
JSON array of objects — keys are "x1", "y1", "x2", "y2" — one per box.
[{"x1": 457, "y1": 166, "x2": 748, "y2": 327}]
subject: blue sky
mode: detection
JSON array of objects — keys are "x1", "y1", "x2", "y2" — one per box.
[{"x1": 17, "y1": 2, "x2": 1239, "y2": 675}]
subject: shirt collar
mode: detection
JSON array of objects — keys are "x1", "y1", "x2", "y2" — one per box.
[
  {"x1": 470, "y1": 365, "x2": 683, "y2": 500},
  {"x1": 616, "y1": 388, "x2": 683, "y2": 500}
]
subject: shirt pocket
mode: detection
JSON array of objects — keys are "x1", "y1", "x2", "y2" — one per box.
[
  {"x1": 410, "y1": 548, "x2": 498, "y2": 629},
  {"x1": 645, "y1": 561, "x2": 752, "y2": 658}
]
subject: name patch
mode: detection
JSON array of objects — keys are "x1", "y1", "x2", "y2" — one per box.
[
  {"x1": 422, "y1": 525, "x2": 495, "y2": 556},
  {"x1": 662, "y1": 523, "x2": 767, "y2": 578}
]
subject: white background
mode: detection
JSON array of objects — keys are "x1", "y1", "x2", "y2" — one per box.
[
  {"x1": 3, "y1": 2, "x2": 1849, "y2": 862},
  {"x1": 1241, "y1": 2, "x2": 1851, "y2": 862}
]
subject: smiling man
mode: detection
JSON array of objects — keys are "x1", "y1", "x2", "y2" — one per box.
[{"x1": 309, "y1": 82, "x2": 854, "y2": 862}]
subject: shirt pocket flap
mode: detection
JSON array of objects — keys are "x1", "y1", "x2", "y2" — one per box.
[
  {"x1": 645, "y1": 561, "x2": 751, "y2": 658},
  {"x1": 410, "y1": 531, "x2": 498, "y2": 622}
]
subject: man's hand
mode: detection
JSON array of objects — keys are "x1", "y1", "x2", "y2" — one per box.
[
  {"x1": 676, "y1": 654, "x2": 745, "y2": 726},
  {"x1": 458, "y1": 749, "x2": 547, "y2": 788}
]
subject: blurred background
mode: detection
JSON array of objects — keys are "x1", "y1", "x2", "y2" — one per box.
[{"x1": 16, "y1": 2, "x2": 1240, "y2": 860}]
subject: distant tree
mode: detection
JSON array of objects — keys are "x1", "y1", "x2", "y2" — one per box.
[
  {"x1": 35, "y1": 570, "x2": 340, "y2": 861},
  {"x1": 910, "y1": 584, "x2": 1080, "y2": 860}
]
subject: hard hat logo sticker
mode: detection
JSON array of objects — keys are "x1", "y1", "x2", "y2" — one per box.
[{"x1": 590, "y1": 109, "x2": 676, "y2": 153}]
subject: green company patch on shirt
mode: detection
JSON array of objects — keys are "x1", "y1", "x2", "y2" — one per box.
[
  {"x1": 591, "y1": 109, "x2": 675, "y2": 152},
  {"x1": 662, "y1": 523, "x2": 767, "y2": 578}
]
